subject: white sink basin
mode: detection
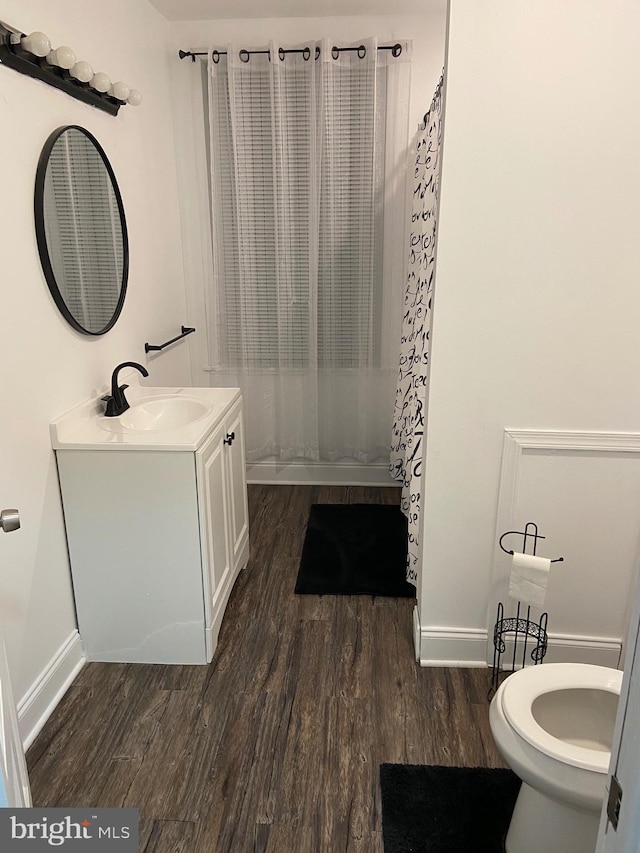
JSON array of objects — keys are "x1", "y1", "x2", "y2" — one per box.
[
  {"x1": 51, "y1": 385, "x2": 241, "y2": 451},
  {"x1": 99, "y1": 396, "x2": 211, "y2": 433}
]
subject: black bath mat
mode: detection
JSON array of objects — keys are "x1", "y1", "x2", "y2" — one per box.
[
  {"x1": 295, "y1": 504, "x2": 414, "y2": 597},
  {"x1": 380, "y1": 764, "x2": 521, "y2": 853}
]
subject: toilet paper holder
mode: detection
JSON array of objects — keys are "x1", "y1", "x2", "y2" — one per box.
[
  {"x1": 489, "y1": 522, "x2": 564, "y2": 700},
  {"x1": 498, "y1": 521, "x2": 564, "y2": 563}
]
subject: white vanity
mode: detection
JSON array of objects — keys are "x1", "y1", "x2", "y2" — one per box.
[{"x1": 50, "y1": 386, "x2": 249, "y2": 665}]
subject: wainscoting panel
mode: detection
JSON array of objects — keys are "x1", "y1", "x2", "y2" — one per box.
[{"x1": 487, "y1": 430, "x2": 640, "y2": 667}]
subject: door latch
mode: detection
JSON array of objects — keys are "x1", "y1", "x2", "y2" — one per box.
[{"x1": 606, "y1": 774, "x2": 622, "y2": 831}]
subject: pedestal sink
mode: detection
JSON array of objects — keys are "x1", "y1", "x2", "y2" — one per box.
[{"x1": 99, "y1": 395, "x2": 211, "y2": 433}]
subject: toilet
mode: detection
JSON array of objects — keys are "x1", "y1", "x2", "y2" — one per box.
[{"x1": 489, "y1": 662, "x2": 622, "y2": 853}]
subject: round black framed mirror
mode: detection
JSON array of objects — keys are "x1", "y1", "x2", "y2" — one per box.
[{"x1": 35, "y1": 125, "x2": 129, "y2": 335}]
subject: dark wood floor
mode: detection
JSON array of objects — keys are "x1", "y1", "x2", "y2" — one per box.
[{"x1": 27, "y1": 484, "x2": 505, "y2": 852}]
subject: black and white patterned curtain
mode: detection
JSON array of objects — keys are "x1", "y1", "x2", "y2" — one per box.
[{"x1": 390, "y1": 75, "x2": 444, "y2": 584}]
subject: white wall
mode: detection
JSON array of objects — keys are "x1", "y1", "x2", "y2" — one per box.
[
  {"x1": 166, "y1": 13, "x2": 447, "y2": 387},
  {"x1": 0, "y1": 0, "x2": 190, "y2": 734},
  {"x1": 418, "y1": 0, "x2": 640, "y2": 663}
]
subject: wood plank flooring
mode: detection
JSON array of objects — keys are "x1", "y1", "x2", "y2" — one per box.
[{"x1": 27, "y1": 484, "x2": 505, "y2": 852}]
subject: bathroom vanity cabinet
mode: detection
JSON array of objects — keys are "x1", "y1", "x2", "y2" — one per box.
[{"x1": 52, "y1": 388, "x2": 249, "y2": 665}]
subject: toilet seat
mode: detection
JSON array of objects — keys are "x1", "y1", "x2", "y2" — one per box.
[{"x1": 500, "y1": 663, "x2": 622, "y2": 773}]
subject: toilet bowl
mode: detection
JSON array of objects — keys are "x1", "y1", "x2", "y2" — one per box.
[{"x1": 489, "y1": 663, "x2": 622, "y2": 853}]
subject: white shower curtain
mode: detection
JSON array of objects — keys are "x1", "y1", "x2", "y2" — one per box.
[
  {"x1": 205, "y1": 39, "x2": 411, "y2": 463},
  {"x1": 391, "y1": 75, "x2": 444, "y2": 584}
]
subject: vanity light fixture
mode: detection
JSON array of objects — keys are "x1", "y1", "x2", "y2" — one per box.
[{"x1": 0, "y1": 19, "x2": 142, "y2": 116}]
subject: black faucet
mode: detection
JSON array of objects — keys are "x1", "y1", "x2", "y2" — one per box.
[{"x1": 102, "y1": 362, "x2": 149, "y2": 417}]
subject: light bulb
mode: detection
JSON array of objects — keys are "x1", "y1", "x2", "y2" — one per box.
[
  {"x1": 109, "y1": 81, "x2": 130, "y2": 102},
  {"x1": 21, "y1": 31, "x2": 51, "y2": 58},
  {"x1": 127, "y1": 88, "x2": 142, "y2": 107},
  {"x1": 46, "y1": 45, "x2": 76, "y2": 70},
  {"x1": 91, "y1": 72, "x2": 111, "y2": 93},
  {"x1": 70, "y1": 60, "x2": 93, "y2": 83}
]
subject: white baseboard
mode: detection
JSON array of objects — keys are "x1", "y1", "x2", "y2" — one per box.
[
  {"x1": 412, "y1": 606, "x2": 421, "y2": 661},
  {"x1": 416, "y1": 624, "x2": 622, "y2": 669},
  {"x1": 418, "y1": 627, "x2": 489, "y2": 667},
  {"x1": 542, "y1": 633, "x2": 622, "y2": 668},
  {"x1": 246, "y1": 460, "x2": 396, "y2": 486},
  {"x1": 17, "y1": 630, "x2": 85, "y2": 750}
]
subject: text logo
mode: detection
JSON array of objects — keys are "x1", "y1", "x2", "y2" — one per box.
[{"x1": 0, "y1": 809, "x2": 138, "y2": 850}]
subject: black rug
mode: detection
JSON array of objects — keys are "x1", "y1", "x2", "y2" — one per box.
[
  {"x1": 295, "y1": 504, "x2": 414, "y2": 597},
  {"x1": 380, "y1": 764, "x2": 521, "y2": 853}
]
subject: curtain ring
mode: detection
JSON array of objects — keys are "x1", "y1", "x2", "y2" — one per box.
[
  {"x1": 331, "y1": 45, "x2": 339, "y2": 60},
  {"x1": 278, "y1": 46, "x2": 285, "y2": 62},
  {"x1": 391, "y1": 43, "x2": 402, "y2": 58},
  {"x1": 211, "y1": 50, "x2": 220, "y2": 64},
  {"x1": 315, "y1": 45, "x2": 321, "y2": 60},
  {"x1": 239, "y1": 49, "x2": 250, "y2": 63},
  {"x1": 302, "y1": 46, "x2": 311, "y2": 61},
  {"x1": 357, "y1": 44, "x2": 366, "y2": 59}
]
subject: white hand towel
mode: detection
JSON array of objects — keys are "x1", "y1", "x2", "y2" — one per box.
[{"x1": 508, "y1": 552, "x2": 551, "y2": 607}]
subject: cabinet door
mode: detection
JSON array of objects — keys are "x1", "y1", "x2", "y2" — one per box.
[
  {"x1": 224, "y1": 401, "x2": 249, "y2": 571},
  {"x1": 196, "y1": 422, "x2": 231, "y2": 618},
  {"x1": 59, "y1": 450, "x2": 207, "y2": 664}
]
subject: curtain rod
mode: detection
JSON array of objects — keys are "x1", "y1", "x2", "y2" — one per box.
[{"x1": 179, "y1": 43, "x2": 403, "y2": 64}]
